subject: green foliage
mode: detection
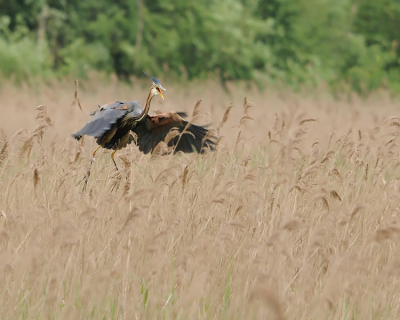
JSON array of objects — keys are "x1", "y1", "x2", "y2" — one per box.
[
  {"x1": 0, "y1": 36, "x2": 51, "y2": 81},
  {"x1": 351, "y1": 0, "x2": 400, "y2": 92},
  {"x1": 58, "y1": 39, "x2": 112, "y2": 77},
  {"x1": 0, "y1": 0, "x2": 399, "y2": 93},
  {"x1": 142, "y1": 0, "x2": 274, "y2": 82},
  {"x1": 0, "y1": 15, "x2": 53, "y2": 82}
]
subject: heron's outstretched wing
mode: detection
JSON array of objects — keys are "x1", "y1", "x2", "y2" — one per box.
[
  {"x1": 72, "y1": 102, "x2": 130, "y2": 140},
  {"x1": 133, "y1": 112, "x2": 216, "y2": 154}
]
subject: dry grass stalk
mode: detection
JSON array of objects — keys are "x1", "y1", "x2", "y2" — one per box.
[
  {"x1": 20, "y1": 105, "x2": 52, "y2": 160},
  {"x1": 71, "y1": 79, "x2": 83, "y2": 111},
  {"x1": 219, "y1": 105, "x2": 232, "y2": 130},
  {"x1": 35, "y1": 105, "x2": 52, "y2": 126},
  {"x1": 298, "y1": 118, "x2": 317, "y2": 126},
  {"x1": 33, "y1": 168, "x2": 40, "y2": 188},
  {"x1": 19, "y1": 135, "x2": 35, "y2": 160},
  {"x1": 0, "y1": 139, "x2": 8, "y2": 166},
  {"x1": 152, "y1": 141, "x2": 169, "y2": 156},
  {"x1": 182, "y1": 165, "x2": 189, "y2": 191},
  {"x1": 164, "y1": 127, "x2": 181, "y2": 145},
  {"x1": 191, "y1": 99, "x2": 205, "y2": 123}
]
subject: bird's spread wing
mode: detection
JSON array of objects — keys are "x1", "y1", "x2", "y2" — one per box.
[
  {"x1": 133, "y1": 112, "x2": 216, "y2": 154},
  {"x1": 72, "y1": 102, "x2": 130, "y2": 140}
]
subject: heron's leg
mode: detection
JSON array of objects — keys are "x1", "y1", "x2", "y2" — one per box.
[
  {"x1": 111, "y1": 150, "x2": 119, "y2": 171},
  {"x1": 81, "y1": 145, "x2": 101, "y2": 192},
  {"x1": 88, "y1": 145, "x2": 101, "y2": 172}
]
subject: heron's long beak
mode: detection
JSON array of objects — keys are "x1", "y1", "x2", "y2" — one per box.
[{"x1": 157, "y1": 87, "x2": 164, "y2": 100}]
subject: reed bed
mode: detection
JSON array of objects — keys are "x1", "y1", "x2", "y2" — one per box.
[{"x1": 0, "y1": 79, "x2": 400, "y2": 319}]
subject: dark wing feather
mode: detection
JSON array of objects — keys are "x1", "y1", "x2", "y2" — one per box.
[
  {"x1": 133, "y1": 112, "x2": 216, "y2": 154},
  {"x1": 72, "y1": 102, "x2": 129, "y2": 140}
]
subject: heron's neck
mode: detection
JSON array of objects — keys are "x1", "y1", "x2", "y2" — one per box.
[
  {"x1": 134, "y1": 89, "x2": 154, "y2": 121},
  {"x1": 143, "y1": 90, "x2": 154, "y2": 116}
]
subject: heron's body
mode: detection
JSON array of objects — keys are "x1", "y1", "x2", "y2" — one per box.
[
  {"x1": 72, "y1": 100, "x2": 215, "y2": 155},
  {"x1": 72, "y1": 72, "x2": 215, "y2": 191},
  {"x1": 73, "y1": 100, "x2": 144, "y2": 151}
]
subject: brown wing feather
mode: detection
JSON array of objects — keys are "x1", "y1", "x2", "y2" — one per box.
[
  {"x1": 133, "y1": 112, "x2": 216, "y2": 154},
  {"x1": 146, "y1": 112, "x2": 186, "y2": 134}
]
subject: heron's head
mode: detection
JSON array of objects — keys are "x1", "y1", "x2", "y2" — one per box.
[{"x1": 143, "y1": 71, "x2": 166, "y2": 100}]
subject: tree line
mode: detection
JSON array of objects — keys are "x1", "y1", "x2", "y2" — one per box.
[{"x1": 0, "y1": 0, "x2": 399, "y2": 93}]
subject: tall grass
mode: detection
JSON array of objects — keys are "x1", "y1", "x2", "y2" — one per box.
[{"x1": 1, "y1": 79, "x2": 400, "y2": 319}]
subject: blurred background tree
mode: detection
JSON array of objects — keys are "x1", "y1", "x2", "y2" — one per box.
[{"x1": 0, "y1": 0, "x2": 399, "y2": 93}]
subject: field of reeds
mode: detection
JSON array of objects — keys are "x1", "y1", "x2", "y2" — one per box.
[{"x1": 1, "y1": 78, "x2": 400, "y2": 319}]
